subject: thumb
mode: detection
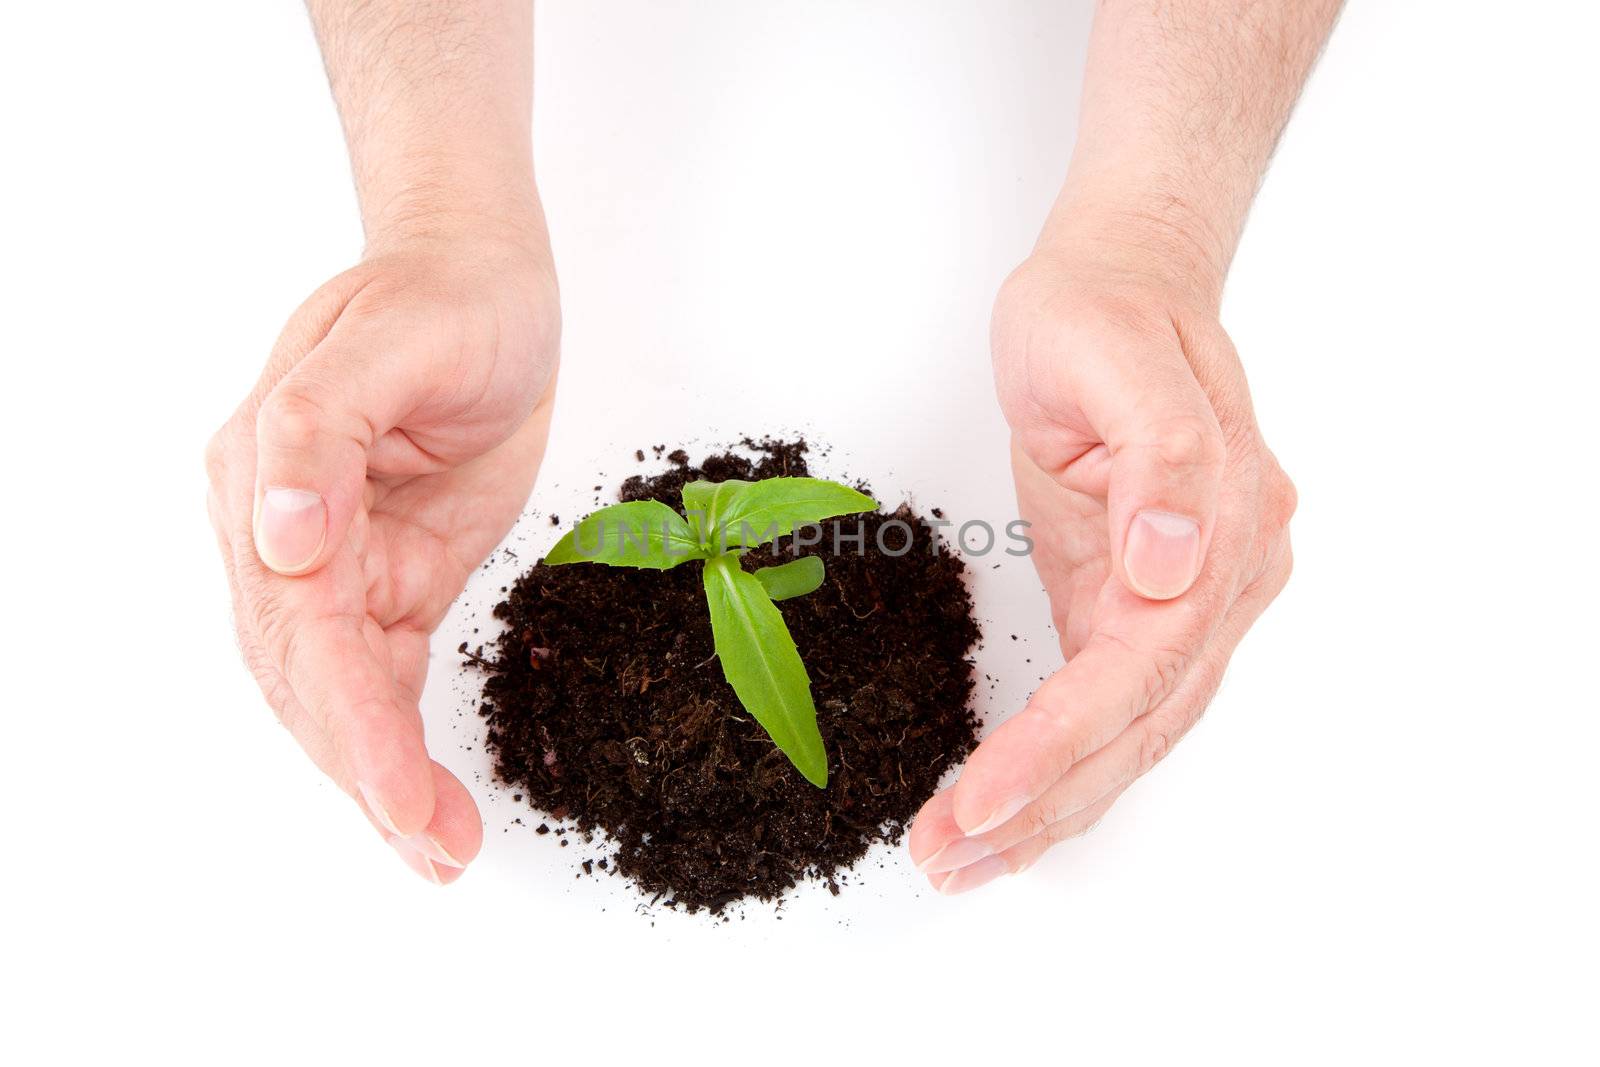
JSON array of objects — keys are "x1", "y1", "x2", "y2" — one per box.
[
  {"x1": 1096, "y1": 356, "x2": 1227, "y2": 602},
  {"x1": 252, "y1": 319, "x2": 418, "y2": 576}
]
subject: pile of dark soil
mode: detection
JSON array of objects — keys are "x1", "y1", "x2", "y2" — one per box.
[{"x1": 473, "y1": 440, "x2": 980, "y2": 913}]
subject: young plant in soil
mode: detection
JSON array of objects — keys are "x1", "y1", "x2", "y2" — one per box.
[
  {"x1": 544, "y1": 476, "x2": 876, "y2": 786},
  {"x1": 475, "y1": 439, "x2": 980, "y2": 911}
]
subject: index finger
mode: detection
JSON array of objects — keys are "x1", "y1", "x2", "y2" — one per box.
[
  {"x1": 948, "y1": 582, "x2": 1222, "y2": 836},
  {"x1": 216, "y1": 415, "x2": 441, "y2": 839},
  {"x1": 246, "y1": 553, "x2": 440, "y2": 838}
]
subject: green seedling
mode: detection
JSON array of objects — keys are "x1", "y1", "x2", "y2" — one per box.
[{"x1": 544, "y1": 476, "x2": 876, "y2": 786}]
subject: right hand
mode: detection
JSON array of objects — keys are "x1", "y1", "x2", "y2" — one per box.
[{"x1": 205, "y1": 221, "x2": 560, "y2": 883}]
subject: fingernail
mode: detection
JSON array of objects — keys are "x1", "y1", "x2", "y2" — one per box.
[
  {"x1": 388, "y1": 837, "x2": 443, "y2": 885},
  {"x1": 1123, "y1": 510, "x2": 1202, "y2": 600},
  {"x1": 358, "y1": 782, "x2": 401, "y2": 836},
  {"x1": 255, "y1": 487, "x2": 326, "y2": 573},
  {"x1": 962, "y1": 794, "x2": 1029, "y2": 837},
  {"x1": 917, "y1": 836, "x2": 995, "y2": 874},
  {"x1": 407, "y1": 833, "x2": 466, "y2": 869},
  {"x1": 938, "y1": 855, "x2": 1010, "y2": 895}
]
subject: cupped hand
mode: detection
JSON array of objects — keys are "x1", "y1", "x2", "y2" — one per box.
[
  {"x1": 909, "y1": 239, "x2": 1296, "y2": 893},
  {"x1": 206, "y1": 224, "x2": 559, "y2": 883}
]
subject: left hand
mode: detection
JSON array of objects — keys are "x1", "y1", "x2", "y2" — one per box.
[{"x1": 908, "y1": 234, "x2": 1297, "y2": 893}]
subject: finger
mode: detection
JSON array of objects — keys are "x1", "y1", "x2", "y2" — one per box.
[
  {"x1": 210, "y1": 472, "x2": 350, "y2": 786},
  {"x1": 385, "y1": 625, "x2": 432, "y2": 707},
  {"x1": 945, "y1": 637, "x2": 1162, "y2": 836},
  {"x1": 990, "y1": 786, "x2": 1128, "y2": 882},
  {"x1": 250, "y1": 561, "x2": 438, "y2": 837},
  {"x1": 1098, "y1": 362, "x2": 1225, "y2": 602},
  {"x1": 251, "y1": 309, "x2": 435, "y2": 577},
  {"x1": 926, "y1": 536, "x2": 1289, "y2": 864},
  {"x1": 1054, "y1": 321, "x2": 1227, "y2": 601},
  {"x1": 383, "y1": 761, "x2": 483, "y2": 884},
  {"x1": 929, "y1": 787, "x2": 1125, "y2": 896},
  {"x1": 918, "y1": 658, "x2": 1197, "y2": 871},
  {"x1": 946, "y1": 573, "x2": 1222, "y2": 836},
  {"x1": 420, "y1": 760, "x2": 483, "y2": 866},
  {"x1": 925, "y1": 550, "x2": 1287, "y2": 866},
  {"x1": 235, "y1": 602, "x2": 347, "y2": 787},
  {"x1": 1007, "y1": 550, "x2": 1289, "y2": 836},
  {"x1": 907, "y1": 790, "x2": 963, "y2": 870}
]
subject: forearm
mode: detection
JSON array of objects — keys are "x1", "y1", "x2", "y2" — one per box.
[
  {"x1": 1047, "y1": 0, "x2": 1342, "y2": 304},
  {"x1": 306, "y1": 0, "x2": 539, "y2": 248}
]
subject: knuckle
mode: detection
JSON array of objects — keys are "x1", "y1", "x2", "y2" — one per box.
[
  {"x1": 1137, "y1": 725, "x2": 1174, "y2": 771},
  {"x1": 248, "y1": 581, "x2": 295, "y2": 668},
  {"x1": 1064, "y1": 813, "x2": 1105, "y2": 841},
  {"x1": 1271, "y1": 467, "x2": 1299, "y2": 529},
  {"x1": 257, "y1": 388, "x2": 326, "y2": 454},
  {"x1": 1142, "y1": 644, "x2": 1189, "y2": 710},
  {"x1": 1257, "y1": 539, "x2": 1294, "y2": 601},
  {"x1": 1032, "y1": 792, "x2": 1081, "y2": 834},
  {"x1": 993, "y1": 258, "x2": 1067, "y2": 347},
  {"x1": 1190, "y1": 657, "x2": 1227, "y2": 710},
  {"x1": 272, "y1": 615, "x2": 306, "y2": 687},
  {"x1": 262, "y1": 681, "x2": 302, "y2": 739},
  {"x1": 1043, "y1": 809, "x2": 1100, "y2": 849},
  {"x1": 993, "y1": 260, "x2": 1043, "y2": 321},
  {"x1": 254, "y1": 660, "x2": 296, "y2": 725},
  {"x1": 1016, "y1": 805, "x2": 1055, "y2": 839},
  {"x1": 203, "y1": 429, "x2": 229, "y2": 484},
  {"x1": 1148, "y1": 415, "x2": 1226, "y2": 475},
  {"x1": 1032, "y1": 701, "x2": 1104, "y2": 773},
  {"x1": 1091, "y1": 630, "x2": 1192, "y2": 717},
  {"x1": 1134, "y1": 702, "x2": 1208, "y2": 778}
]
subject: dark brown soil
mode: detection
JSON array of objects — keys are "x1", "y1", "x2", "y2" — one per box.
[{"x1": 472, "y1": 440, "x2": 980, "y2": 913}]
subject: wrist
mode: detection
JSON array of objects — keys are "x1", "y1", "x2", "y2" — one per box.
[
  {"x1": 358, "y1": 165, "x2": 548, "y2": 261},
  {"x1": 1038, "y1": 174, "x2": 1239, "y2": 313}
]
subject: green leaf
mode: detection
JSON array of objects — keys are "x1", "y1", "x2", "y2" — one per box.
[
  {"x1": 706, "y1": 477, "x2": 877, "y2": 550},
  {"x1": 754, "y1": 556, "x2": 825, "y2": 601},
  {"x1": 701, "y1": 554, "x2": 828, "y2": 786},
  {"x1": 544, "y1": 500, "x2": 708, "y2": 569},
  {"x1": 681, "y1": 479, "x2": 751, "y2": 547}
]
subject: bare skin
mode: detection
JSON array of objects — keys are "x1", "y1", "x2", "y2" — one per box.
[
  {"x1": 206, "y1": 0, "x2": 556, "y2": 881},
  {"x1": 908, "y1": 0, "x2": 1339, "y2": 892},
  {"x1": 209, "y1": 0, "x2": 1337, "y2": 886}
]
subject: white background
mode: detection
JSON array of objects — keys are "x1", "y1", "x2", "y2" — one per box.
[{"x1": 4, "y1": 2, "x2": 1597, "y2": 1063}]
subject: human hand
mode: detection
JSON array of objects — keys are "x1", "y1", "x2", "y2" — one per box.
[
  {"x1": 206, "y1": 222, "x2": 559, "y2": 883},
  {"x1": 909, "y1": 224, "x2": 1296, "y2": 892}
]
